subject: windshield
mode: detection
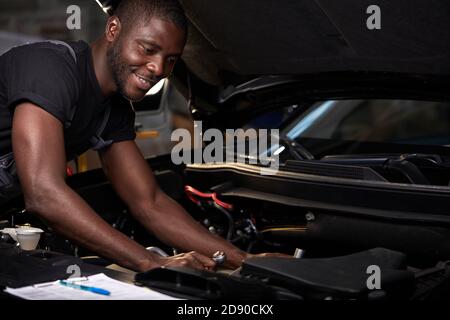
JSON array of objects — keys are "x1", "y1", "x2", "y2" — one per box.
[
  {"x1": 270, "y1": 99, "x2": 450, "y2": 159},
  {"x1": 242, "y1": 98, "x2": 450, "y2": 185},
  {"x1": 286, "y1": 99, "x2": 450, "y2": 146}
]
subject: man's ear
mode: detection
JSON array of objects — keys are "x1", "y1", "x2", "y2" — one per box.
[{"x1": 105, "y1": 16, "x2": 121, "y2": 42}]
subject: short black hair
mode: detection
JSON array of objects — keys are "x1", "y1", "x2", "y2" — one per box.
[{"x1": 113, "y1": 0, "x2": 187, "y2": 33}]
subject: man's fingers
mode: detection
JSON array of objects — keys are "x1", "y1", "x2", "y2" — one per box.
[
  {"x1": 160, "y1": 251, "x2": 216, "y2": 271},
  {"x1": 182, "y1": 251, "x2": 216, "y2": 270},
  {"x1": 183, "y1": 252, "x2": 205, "y2": 269},
  {"x1": 160, "y1": 251, "x2": 293, "y2": 272},
  {"x1": 188, "y1": 251, "x2": 216, "y2": 269}
]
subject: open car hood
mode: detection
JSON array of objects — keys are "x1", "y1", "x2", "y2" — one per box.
[
  {"x1": 96, "y1": 0, "x2": 450, "y2": 86},
  {"x1": 96, "y1": 0, "x2": 450, "y2": 122},
  {"x1": 179, "y1": 0, "x2": 450, "y2": 86}
]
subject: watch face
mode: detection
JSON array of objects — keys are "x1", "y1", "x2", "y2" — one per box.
[{"x1": 212, "y1": 251, "x2": 226, "y2": 265}]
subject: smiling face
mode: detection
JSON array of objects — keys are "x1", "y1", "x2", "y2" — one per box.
[{"x1": 106, "y1": 17, "x2": 186, "y2": 101}]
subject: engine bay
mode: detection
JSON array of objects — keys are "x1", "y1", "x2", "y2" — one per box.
[{"x1": 1, "y1": 155, "x2": 450, "y2": 300}]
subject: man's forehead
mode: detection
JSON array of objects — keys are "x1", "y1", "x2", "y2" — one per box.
[
  {"x1": 126, "y1": 17, "x2": 186, "y2": 53},
  {"x1": 128, "y1": 17, "x2": 185, "y2": 40}
]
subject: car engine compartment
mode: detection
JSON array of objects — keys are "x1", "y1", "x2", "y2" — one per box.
[{"x1": 1, "y1": 155, "x2": 450, "y2": 300}]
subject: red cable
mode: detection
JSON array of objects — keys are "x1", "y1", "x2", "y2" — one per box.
[
  {"x1": 184, "y1": 185, "x2": 233, "y2": 210},
  {"x1": 186, "y1": 193, "x2": 201, "y2": 205},
  {"x1": 185, "y1": 185, "x2": 213, "y2": 198},
  {"x1": 212, "y1": 193, "x2": 233, "y2": 210}
]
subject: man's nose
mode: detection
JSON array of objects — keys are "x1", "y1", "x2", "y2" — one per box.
[{"x1": 146, "y1": 57, "x2": 164, "y2": 77}]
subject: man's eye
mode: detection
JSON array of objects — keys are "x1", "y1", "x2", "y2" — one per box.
[
  {"x1": 167, "y1": 57, "x2": 178, "y2": 64},
  {"x1": 141, "y1": 45, "x2": 154, "y2": 55}
]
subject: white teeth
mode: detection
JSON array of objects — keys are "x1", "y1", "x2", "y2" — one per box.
[{"x1": 135, "y1": 74, "x2": 150, "y2": 84}]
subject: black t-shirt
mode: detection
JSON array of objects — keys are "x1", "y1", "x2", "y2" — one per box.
[{"x1": 0, "y1": 40, "x2": 136, "y2": 160}]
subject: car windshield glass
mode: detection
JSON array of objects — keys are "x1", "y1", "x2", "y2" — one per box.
[{"x1": 285, "y1": 99, "x2": 450, "y2": 146}]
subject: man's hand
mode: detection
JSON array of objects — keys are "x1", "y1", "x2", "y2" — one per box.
[
  {"x1": 155, "y1": 251, "x2": 217, "y2": 271},
  {"x1": 152, "y1": 251, "x2": 293, "y2": 272}
]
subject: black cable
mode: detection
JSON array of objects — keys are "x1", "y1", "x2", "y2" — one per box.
[{"x1": 212, "y1": 202, "x2": 234, "y2": 241}]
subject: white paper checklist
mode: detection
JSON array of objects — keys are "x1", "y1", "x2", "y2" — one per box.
[{"x1": 4, "y1": 273, "x2": 181, "y2": 300}]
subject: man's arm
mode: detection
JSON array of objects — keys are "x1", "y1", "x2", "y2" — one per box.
[
  {"x1": 12, "y1": 102, "x2": 170, "y2": 272},
  {"x1": 99, "y1": 140, "x2": 248, "y2": 269}
]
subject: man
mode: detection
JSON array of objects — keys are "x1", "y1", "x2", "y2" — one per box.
[{"x1": 0, "y1": 0, "x2": 276, "y2": 272}]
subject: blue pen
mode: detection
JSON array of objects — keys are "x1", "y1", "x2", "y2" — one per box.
[{"x1": 59, "y1": 280, "x2": 111, "y2": 296}]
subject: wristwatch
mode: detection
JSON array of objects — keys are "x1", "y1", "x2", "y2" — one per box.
[{"x1": 212, "y1": 251, "x2": 226, "y2": 266}]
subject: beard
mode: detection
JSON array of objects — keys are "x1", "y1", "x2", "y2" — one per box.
[{"x1": 106, "y1": 40, "x2": 137, "y2": 102}]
